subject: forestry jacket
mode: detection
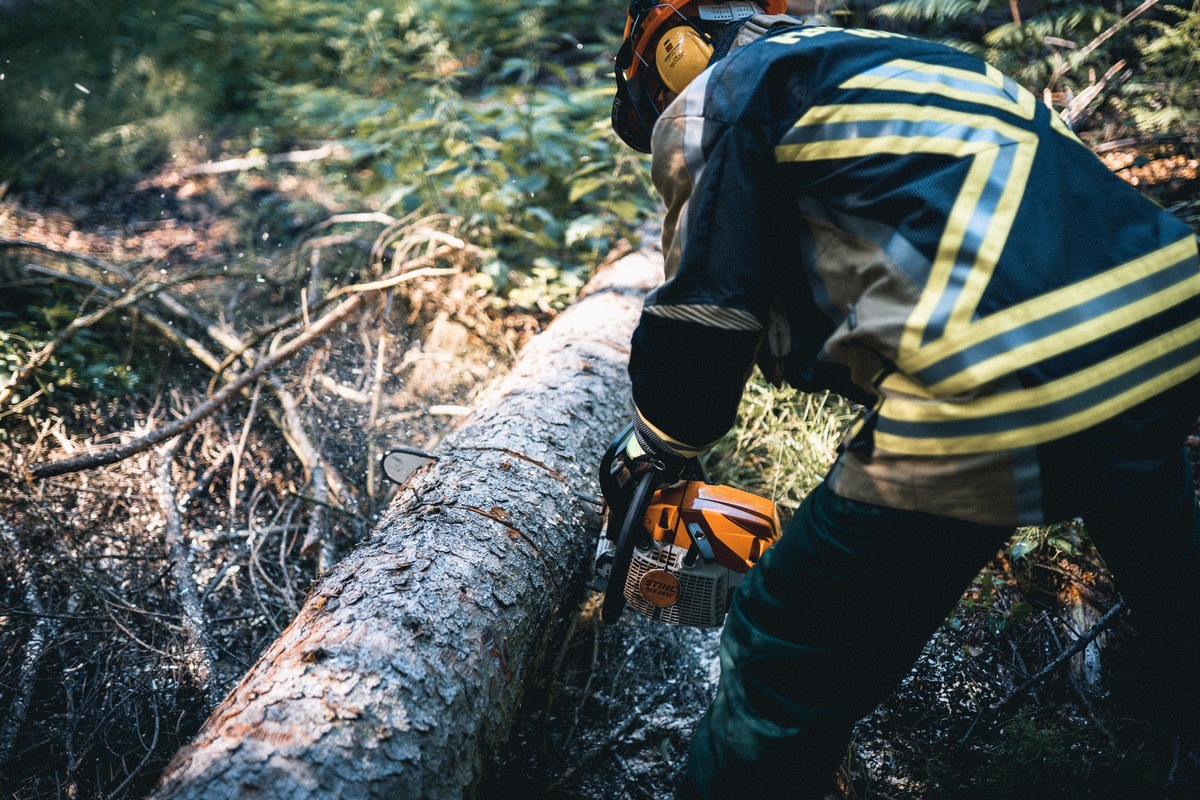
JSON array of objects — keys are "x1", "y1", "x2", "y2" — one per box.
[{"x1": 630, "y1": 17, "x2": 1200, "y2": 524}]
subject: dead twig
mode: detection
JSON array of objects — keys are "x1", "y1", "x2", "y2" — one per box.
[
  {"x1": 153, "y1": 435, "x2": 221, "y2": 713},
  {"x1": 228, "y1": 377, "x2": 263, "y2": 522},
  {"x1": 988, "y1": 598, "x2": 1127, "y2": 716},
  {"x1": 2, "y1": 276, "x2": 157, "y2": 406},
  {"x1": 549, "y1": 681, "x2": 674, "y2": 790},
  {"x1": 0, "y1": 238, "x2": 137, "y2": 282},
  {"x1": 0, "y1": 516, "x2": 56, "y2": 764},
  {"x1": 30, "y1": 261, "x2": 449, "y2": 479},
  {"x1": 1059, "y1": 59, "x2": 1130, "y2": 131},
  {"x1": 1045, "y1": 0, "x2": 1161, "y2": 93},
  {"x1": 247, "y1": 500, "x2": 301, "y2": 621},
  {"x1": 0, "y1": 258, "x2": 230, "y2": 407},
  {"x1": 1092, "y1": 133, "x2": 1200, "y2": 155},
  {"x1": 267, "y1": 373, "x2": 339, "y2": 574},
  {"x1": 366, "y1": 326, "x2": 390, "y2": 500},
  {"x1": 204, "y1": 263, "x2": 455, "y2": 390},
  {"x1": 102, "y1": 691, "x2": 162, "y2": 800},
  {"x1": 10, "y1": 261, "x2": 228, "y2": 377},
  {"x1": 179, "y1": 143, "x2": 348, "y2": 177}
]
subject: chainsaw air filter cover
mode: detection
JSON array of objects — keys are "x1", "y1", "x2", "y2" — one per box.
[{"x1": 622, "y1": 481, "x2": 781, "y2": 627}]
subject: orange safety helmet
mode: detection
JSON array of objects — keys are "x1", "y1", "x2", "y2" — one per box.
[{"x1": 612, "y1": 0, "x2": 786, "y2": 153}]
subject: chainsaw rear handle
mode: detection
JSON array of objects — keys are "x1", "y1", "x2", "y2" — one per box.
[{"x1": 601, "y1": 468, "x2": 658, "y2": 625}]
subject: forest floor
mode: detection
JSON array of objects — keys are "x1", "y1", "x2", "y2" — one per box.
[{"x1": 1, "y1": 134, "x2": 1198, "y2": 799}]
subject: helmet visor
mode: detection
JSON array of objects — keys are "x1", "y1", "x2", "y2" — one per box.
[
  {"x1": 612, "y1": 37, "x2": 668, "y2": 153},
  {"x1": 612, "y1": 1, "x2": 704, "y2": 153}
]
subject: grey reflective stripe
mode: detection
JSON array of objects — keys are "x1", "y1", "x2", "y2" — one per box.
[
  {"x1": 644, "y1": 304, "x2": 765, "y2": 331},
  {"x1": 911, "y1": 252, "x2": 1200, "y2": 388},
  {"x1": 683, "y1": 69, "x2": 713, "y2": 185},
  {"x1": 1010, "y1": 445, "x2": 1044, "y2": 527},
  {"x1": 796, "y1": 197, "x2": 931, "y2": 288},
  {"x1": 858, "y1": 61, "x2": 1025, "y2": 107},
  {"x1": 677, "y1": 69, "x2": 714, "y2": 264}
]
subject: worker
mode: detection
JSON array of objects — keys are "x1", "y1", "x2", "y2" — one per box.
[{"x1": 602, "y1": 0, "x2": 1200, "y2": 797}]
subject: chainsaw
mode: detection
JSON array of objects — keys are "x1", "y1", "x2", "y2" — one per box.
[{"x1": 592, "y1": 425, "x2": 782, "y2": 627}]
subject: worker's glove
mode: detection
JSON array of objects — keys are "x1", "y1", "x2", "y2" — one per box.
[{"x1": 598, "y1": 421, "x2": 702, "y2": 532}]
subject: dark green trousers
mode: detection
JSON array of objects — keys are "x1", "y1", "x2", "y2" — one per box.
[
  {"x1": 680, "y1": 377, "x2": 1200, "y2": 799},
  {"x1": 680, "y1": 483, "x2": 1014, "y2": 799}
]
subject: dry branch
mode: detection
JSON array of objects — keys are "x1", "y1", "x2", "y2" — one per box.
[
  {"x1": 149, "y1": 248, "x2": 664, "y2": 799},
  {"x1": 179, "y1": 144, "x2": 348, "y2": 177},
  {"x1": 990, "y1": 598, "x2": 1127, "y2": 715},
  {"x1": 1092, "y1": 134, "x2": 1200, "y2": 155},
  {"x1": 0, "y1": 516, "x2": 55, "y2": 764},
  {"x1": 0, "y1": 245, "x2": 232, "y2": 407},
  {"x1": 1045, "y1": 0, "x2": 1160, "y2": 92},
  {"x1": 0, "y1": 237, "x2": 138, "y2": 282},
  {"x1": 1060, "y1": 59, "x2": 1130, "y2": 131},
  {"x1": 1, "y1": 275, "x2": 153, "y2": 406},
  {"x1": 3, "y1": 252, "x2": 230, "y2": 378},
  {"x1": 29, "y1": 261, "x2": 455, "y2": 480},
  {"x1": 267, "y1": 373, "x2": 339, "y2": 571},
  {"x1": 154, "y1": 437, "x2": 221, "y2": 713}
]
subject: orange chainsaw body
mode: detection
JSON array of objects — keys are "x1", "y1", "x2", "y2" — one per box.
[
  {"x1": 620, "y1": 481, "x2": 782, "y2": 627},
  {"x1": 642, "y1": 482, "x2": 780, "y2": 569}
]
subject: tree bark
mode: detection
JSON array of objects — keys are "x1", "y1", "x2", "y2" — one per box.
[{"x1": 150, "y1": 248, "x2": 663, "y2": 799}]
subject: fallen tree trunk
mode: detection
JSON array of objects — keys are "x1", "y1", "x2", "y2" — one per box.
[{"x1": 150, "y1": 248, "x2": 663, "y2": 799}]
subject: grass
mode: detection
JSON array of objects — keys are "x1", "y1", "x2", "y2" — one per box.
[{"x1": 704, "y1": 377, "x2": 859, "y2": 521}]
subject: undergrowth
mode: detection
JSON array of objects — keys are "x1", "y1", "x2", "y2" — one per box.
[{"x1": 0, "y1": 0, "x2": 647, "y2": 317}]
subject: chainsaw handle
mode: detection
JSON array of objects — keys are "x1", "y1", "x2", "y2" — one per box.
[{"x1": 600, "y1": 468, "x2": 658, "y2": 625}]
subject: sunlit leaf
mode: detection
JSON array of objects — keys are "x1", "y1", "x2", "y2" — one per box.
[{"x1": 568, "y1": 176, "x2": 607, "y2": 203}]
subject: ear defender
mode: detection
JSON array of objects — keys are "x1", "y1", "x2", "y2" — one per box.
[{"x1": 655, "y1": 26, "x2": 714, "y2": 94}]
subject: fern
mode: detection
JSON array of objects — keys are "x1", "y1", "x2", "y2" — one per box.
[
  {"x1": 983, "y1": 6, "x2": 1117, "y2": 86},
  {"x1": 871, "y1": 0, "x2": 989, "y2": 26}
]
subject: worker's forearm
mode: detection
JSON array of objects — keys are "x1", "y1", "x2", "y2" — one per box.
[{"x1": 629, "y1": 313, "x2": 762, "y2": 454}]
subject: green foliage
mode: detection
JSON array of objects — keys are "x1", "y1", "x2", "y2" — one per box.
[
  {"x1": 983, "y1": 5, "x2": 1117, "y2": 86},
  {"x1": 871, "y1": 0, "x2": 996, "y2": 33},
  {"x1": 0, "y1": 0, "x2": 650, "y2": 311},
  {"x1": 871, "y1": 0, "x2": 1200, "y2": 136},
  {"x1": 1120, "y1": 5, "x2": 1200, "y2": 133},
  {"x1": 1008, "y1": 520, "x2": 1085, "y2": 563},
  {"x1": 0, "y1": 0, "x2": 213, "y2": 185},
  {"x1": 0, "y1": 299, "x2": 142, "y2": 403}
]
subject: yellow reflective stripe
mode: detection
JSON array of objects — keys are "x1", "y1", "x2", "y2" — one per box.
[
  {"x1": 945, "y1": 141, "x2": 1036, "y2": 334},
  {"x1": 906, "y1": 147, "x2": 999, "y2": 348},
  {"x1": 839, "y1": 59, "x2": 1036, "y2": 120},
  {"x1": 777, "y1": 134, "x2": 984, "y2": 162},
  {"x1": 634, "y1": 408, "x2": 719, "y2": 457},
  {"x1": 780, "y1": 103, "x2": 1026, "y2": 155},
  {"x1": 928, "y1": 271, "x2": 1200, "y2": 395},
  {"x1": 874, "y1": 351, "x2": 1200, "y2": 455},
  {"x1": 900, "y1": 237, "x2": 1200, "y2": 379},
  {"x1": 777, "y1": 104, "x2": 1038, "y2": 356},
  {"x1": 884, "y1": 315, "x2": 1200, "y2": 422}
]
